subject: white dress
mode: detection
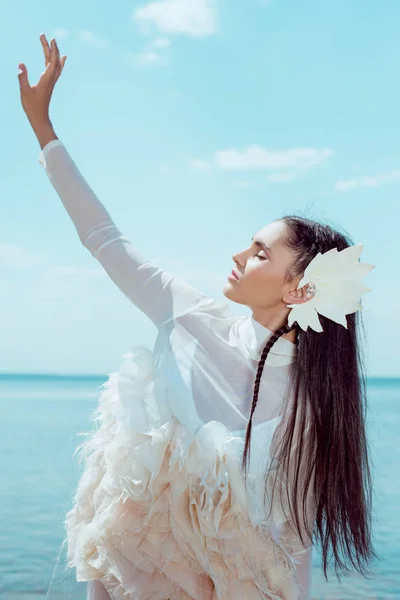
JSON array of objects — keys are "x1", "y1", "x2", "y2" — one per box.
[{"x1": 38, "y1": 140, "x2": 316, "y2": 600}]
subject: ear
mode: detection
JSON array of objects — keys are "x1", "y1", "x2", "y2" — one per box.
[{"x1": 282, "y1": 285, "x2": 309, "y2": 305}]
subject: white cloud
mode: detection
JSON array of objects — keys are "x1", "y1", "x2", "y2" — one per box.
[
  {"x1": 133, "y1": 0, "x2": 218, "y2": 38},
  {"x1": 268, "y1": 171, "x2": 299, "y2": 183},
  {"x1": 0, "y1": 245, "x2": 43, "y2": 268},
  {"x1": 335, "y1": 169, "x2": 400, "y2": 192},
  {"x1": 127, "y1": 50, "x2": 165, "y2": 66},
  {"x1": 153, "y1": 37, "x2": 170, "y2": 48},
  {"x1": 213, "y1": 145, "x2": 334, "y2": 171},
  {"x1": 189, "y1": 145, "x2": 333, "y2": 183},
  {"x1": 128, "y1": 35, "x2": 171, "y2": 67},
  {"x1": 335, "y1": 180, "x2": 358, "y2": 192},
  {"x1": 52, "y1": 28, "x2": 108, "y2": 49},
  {"x1": 189, "y1": 158, "x2": 212, "y2": 171},
  {"x1": 52, "y1": 28, "x2": 70, "y2": 39},
  {"x1": 77, "y1": 30, "x2": 108, "y2": 49}
]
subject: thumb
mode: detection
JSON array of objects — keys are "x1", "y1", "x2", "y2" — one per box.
[{"x1": 18, "y1": 63, "x2": 31, "y2": 94}]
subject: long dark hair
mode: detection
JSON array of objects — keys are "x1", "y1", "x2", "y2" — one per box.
[{"x1": 242, "y1": 215, "x2": 377, "y2": 581}]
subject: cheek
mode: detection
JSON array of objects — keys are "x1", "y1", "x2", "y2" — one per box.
[{"x1": 248, "y1": 266, "x2": 283, "y2": 301}]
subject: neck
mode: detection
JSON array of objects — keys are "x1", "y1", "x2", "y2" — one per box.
[{"x1": 251, "y1": 306, "x2": 297, "y2": 344}]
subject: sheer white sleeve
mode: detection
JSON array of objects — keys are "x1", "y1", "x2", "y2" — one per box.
[
  {"x1": 86, "y1": 581, "x2": 111, "y2": 600},
  {"x1": 38, "y1": 140, "x2": 220, "y2": 328}
]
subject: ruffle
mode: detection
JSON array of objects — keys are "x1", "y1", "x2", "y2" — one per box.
[{"x1": 65, "y1": 347, "x2": 311, "y2": 600}]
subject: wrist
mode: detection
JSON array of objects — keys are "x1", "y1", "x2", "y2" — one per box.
[{"x1": 30, "y1": 118, "x2": 58, "y2": 150}]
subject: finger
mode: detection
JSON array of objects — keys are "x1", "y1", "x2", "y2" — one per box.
[
  {"x1": 53, "y1": 38, "x2": 60, "y2": 67},
  {"x1": 44, "y1": 39, "x2": 59, "y2": 79},
  {"x1": 60, "y1": 55, "x2": 67, "y2": 73},
  {"x1": 40, "y1": 33, "x2": 51, "y2": 66},
  {"x1": 17, "y1": 63, "x2": 31, "y2": 94}
]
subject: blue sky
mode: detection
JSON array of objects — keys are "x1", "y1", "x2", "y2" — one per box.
[{"x1": 0, "y1": 0, "x2": 398, "y2": 376}]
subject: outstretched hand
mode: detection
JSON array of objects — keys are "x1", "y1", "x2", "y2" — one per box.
[{"x1": 18, "y1": 34, "x2": 67, "y2": 127}]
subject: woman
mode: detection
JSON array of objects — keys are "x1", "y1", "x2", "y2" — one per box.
[{"x1": 18, "y1": 35, "x2": 377, "y2": 600}]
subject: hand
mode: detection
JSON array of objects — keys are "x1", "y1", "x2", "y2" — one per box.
[{"x1": 18, "y1": 34, "x2": 67, "y2": 127}]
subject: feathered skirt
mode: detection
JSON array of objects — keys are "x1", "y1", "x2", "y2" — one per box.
[{"x1": 65, "y1": 349, "x2": 311, "y2": 599}]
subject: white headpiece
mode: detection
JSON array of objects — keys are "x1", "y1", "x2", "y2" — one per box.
[{"x1": 286, "y1": 243, "x2": 375, "y2": 333}]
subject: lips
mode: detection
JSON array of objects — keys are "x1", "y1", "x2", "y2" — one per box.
[{"x1": 231, "y1": 270, "x2": 239, "y2": 280}]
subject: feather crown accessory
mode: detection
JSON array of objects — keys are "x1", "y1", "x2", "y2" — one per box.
[{"x1": 286, "y1": 243, "x2": 375, "y2": 333}]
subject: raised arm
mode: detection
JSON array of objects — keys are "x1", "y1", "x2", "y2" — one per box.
[
  {"x1": 37, "y1": 138, "x2": 209, "y2": 327},
  {"x1": 19, "y1": 34, "x2": 223, "y2": 328}
]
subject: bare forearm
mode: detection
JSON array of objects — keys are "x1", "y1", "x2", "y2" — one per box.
[{"x1": 31, "y1": 119, "x2": 58, "y2": 149}]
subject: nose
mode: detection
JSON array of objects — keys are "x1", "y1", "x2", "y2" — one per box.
[
  {"x1": 232, "y1": 251, "x2": 243, "y2": 272},
  {"x1": 232, "y1": 246, "x2": 243, "y2": 258},
  {"x1": 232, "y1": 246, "x2": 245, "y2": 260}
]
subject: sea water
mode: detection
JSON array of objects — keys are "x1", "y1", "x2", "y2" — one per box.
[{"x1": 0, "y1": 374, "x2": 399, "y2": 599}]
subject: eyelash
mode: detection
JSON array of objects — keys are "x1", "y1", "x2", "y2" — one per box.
[{"x1": 257, "y1": 253, "x2": 267, "y2": 260}]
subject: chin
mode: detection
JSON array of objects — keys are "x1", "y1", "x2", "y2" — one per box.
[
  {"x1": 222, "y1": 283, "x2": 242, "y2": 304},
  {"x1": 222, "y1": 284, "x2": 233, "y2": 299}
]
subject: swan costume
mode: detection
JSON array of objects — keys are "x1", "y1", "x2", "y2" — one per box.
[{"x1": 38, "y1": 140, "x2": 317, "y2": 600}]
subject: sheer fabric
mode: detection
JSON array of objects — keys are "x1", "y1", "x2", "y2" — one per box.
[
  {"x1": 38, "y1": 141, "x2": 316, "y2": 599},
  {"x1": 87, "y1": 581, "x2": 111, "y2": 600}
]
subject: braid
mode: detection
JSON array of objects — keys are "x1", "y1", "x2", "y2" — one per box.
[{"x1": 242, "y1": 321, "x2": 298, "y2": 475}]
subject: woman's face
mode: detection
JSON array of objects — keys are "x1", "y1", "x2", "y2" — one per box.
[{"x1": 223, "y1": 220, "x2": 304, "y2": 314}]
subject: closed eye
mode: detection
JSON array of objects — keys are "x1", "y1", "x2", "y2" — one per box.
[{"x1": 257, "y1": 253, "x2": 267, "y2": 260}]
